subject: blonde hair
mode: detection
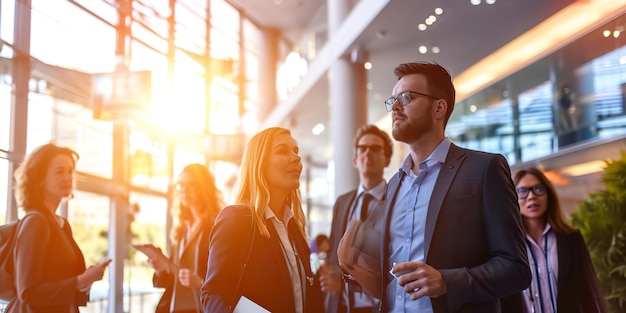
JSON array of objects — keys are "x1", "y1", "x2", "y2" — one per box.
[
  {"x1": 235, "y1": 127, "x2": 307, "y2": 240},
  {"x1": 171, "y1": 163, "x2": 224, "y2": 243}
]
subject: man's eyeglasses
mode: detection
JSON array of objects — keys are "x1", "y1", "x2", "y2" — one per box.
[
  {"x1": 516, "y1": 184, "x2": 548, "y2": 199},
  {"x1": 356, "y1": 144, "x2": 384, "y2": 155},
  {"x1": 384, "y1": 90, "x2": 439, "y2": 112}
]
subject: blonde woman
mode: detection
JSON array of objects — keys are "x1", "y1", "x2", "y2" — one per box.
[
  {"x1": 200, "y1": 127, "x2": 322, "y2": 313},
  {"x1": 149, "y1": 163, "x2": 223, "y2": 313}
]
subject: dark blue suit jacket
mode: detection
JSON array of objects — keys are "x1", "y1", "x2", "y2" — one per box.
[
  {"x1": 379, "y1": 144, "x2": 531, "y2": 313},
  {"x1": 201, "y1": 205, "x2": 321, "y2": 313}
]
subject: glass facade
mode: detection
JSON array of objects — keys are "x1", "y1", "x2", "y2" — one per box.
[
  {"x1": 2, "y1": 0, "x2": 626, "y2": 311},
  {"x1": 450, "y1": 16, "x2": 626, "y2": 166}
]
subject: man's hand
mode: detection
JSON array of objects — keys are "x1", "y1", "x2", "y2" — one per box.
[
  {"x1": 318, "y1": 263, "x2": 343, "y2": 294},
  {"x1": 391, "y1": 261, "x2": 447, "y2": 300}
]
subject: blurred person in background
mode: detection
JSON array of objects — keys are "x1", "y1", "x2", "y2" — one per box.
[
  {"x1": 502, "y1": 167, "x2": 606, "y2": 313},
  {"x1": 200, "y1": 127, "x2": 323, "y2": 313},
  {"x1": 320, "y1": 124, "x2": 393, "y2": 313},
  {"x1": 7, "y1": 143, "x2": 110, "y2": 313},
  {"x1": 149, "y1": 163, "x2": 224, "y2": 313}
]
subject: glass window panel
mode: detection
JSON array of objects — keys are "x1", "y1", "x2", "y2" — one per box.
[
  {"x1": 0, "y1": 0, "x2": 15, "y2": 45},
  {"x1": 0, "y1": 68, "x2": 10, "y2": 150},
  {"x1": 73, "y1": 0, "x2": 118, "y2": 26},
  {"x1": 26, "y1": 95, "x2": 114, "y2": 178},
  {"x1": 517, "y1": 81, "x2": 554, "y2": 162},
  {"x1": 31, "y1": 0, "x2": 116, "y2": 73},
  {"x1": 0, "y1": 157, "x2": 7, "y2": 223},
  {"x1": 129, "y1": 131, "x2": 170, "y2": 193},
  {"x1": 67, "y1": 190, "x2": 111, "y2": 305}
]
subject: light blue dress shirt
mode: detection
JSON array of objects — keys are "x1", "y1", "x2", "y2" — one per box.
[{"x1": 387, "y1": 138, "x2": 451, "y2": 313}]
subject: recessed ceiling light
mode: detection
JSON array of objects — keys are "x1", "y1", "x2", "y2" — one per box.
[
  {"x1": 435, "y1": 8, "x2": 443, "y2": 15},
  {"x1": 471, "y1": 0, "x2": 481, "y2": 5},
  {"x1": 312, "y1": 123, "x2": 325, "y2": 135},
  {"x1": 603, "y1": 30, "x2": 611, "y2": 37},
  {"x1": 418, "y1": 46, "x2": 428, "y2": 54},
  {"x1": 418, "y1": 24, "x2": 427, "y2": 31},
  {"x1": 364, "y1": 62, "x2": 372, "y2": 70},
  {"x1": 432, "y1": 46, "x2": 440, "y2": 54}
]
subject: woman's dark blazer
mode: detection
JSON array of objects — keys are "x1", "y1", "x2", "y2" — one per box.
[
  {"x1": 7, "y1": 209, "x2": 88, "y2": 313},
  {"x1": 555, "y1": 230, "x2": 606, "y2": 312},
  {"x1": 201, "y1": 205, "x2": 321, "y2": 313},
  {"x1": 153, "y1": 221, "x2": 212, "y2": 313},
  {"x1": 502, "y1": 230, "x2": 607, "y2": 313}
]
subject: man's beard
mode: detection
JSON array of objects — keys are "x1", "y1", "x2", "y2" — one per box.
[{"x1": 392, "y1": 117, "x2": 430, "y2": 143}]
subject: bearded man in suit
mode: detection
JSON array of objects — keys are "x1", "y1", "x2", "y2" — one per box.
[{"x1": 378, "y1": 61, "x2": 531, "y2": 313}]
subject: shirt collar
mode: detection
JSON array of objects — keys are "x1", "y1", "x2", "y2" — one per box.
[
  {"x1": 357, "y1": 180, "x2": 387, "y2": 202},
  {"x1": 264, "y1": 205, "x2": 294, "y2": 224},
  {"x1": 398, "y1": 137, "x2": 451, "y2": 176}
]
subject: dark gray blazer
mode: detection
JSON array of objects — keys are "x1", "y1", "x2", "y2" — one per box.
[
  {"x1": 379, "y1": 144, "x2": 531, "y2": 313},
  {"x1": 326, "y1": 190, "x2": 357, "y2": 313},
  {"x1": 8, "y1": 209, "x2": 88, "y2": 313}
]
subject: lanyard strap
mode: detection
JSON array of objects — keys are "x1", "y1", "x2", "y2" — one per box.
[{"x1": 526, "y1": 229, "x2": 557, "y2": 313}]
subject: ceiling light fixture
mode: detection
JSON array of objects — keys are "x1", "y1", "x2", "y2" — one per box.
[
  {"x1": 312, "y1": 123, "x2": 325, "y2": 135},
  {"x1": 560, "y1": 160, "x2": 606, "y2": 177}
]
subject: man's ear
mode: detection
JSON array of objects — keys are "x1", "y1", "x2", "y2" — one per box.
[
  {"x1": 384, "y1": 156, "x2": 391, "y2": 167},
  {"x1": 434, "y1": 99, "x2": 447, "y2": 118}
]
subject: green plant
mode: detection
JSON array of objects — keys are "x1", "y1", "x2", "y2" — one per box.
[{"x1": 571, "y1": 151, "x2": 626, "y2": 312}]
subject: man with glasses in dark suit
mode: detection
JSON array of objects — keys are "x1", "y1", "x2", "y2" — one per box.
[{"x1": 375, "y1": 61, "x2": 531, "y2": 313}]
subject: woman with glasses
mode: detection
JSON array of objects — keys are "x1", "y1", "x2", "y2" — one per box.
[
  {"x1": 504, "y1": 167, "x2": 606, "y2": 313},
  {"x1": 149, "y1": 163, "x2": 224, "y2": 313}
]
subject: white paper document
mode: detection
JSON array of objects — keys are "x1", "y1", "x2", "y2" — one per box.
[{"x1": 233, "y1": 295, "x2": 271, "y2": 313}]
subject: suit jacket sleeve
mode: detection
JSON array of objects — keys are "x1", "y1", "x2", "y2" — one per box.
[
  {"x1": 438, "y1": 154, "x2": 531, "y2": 311},
  {"x1": 200, "y1": 206, "x2": 253, "y2": 313},
  {"x1": 14, "y1": 213, "x2": 87, "y2": 306}
]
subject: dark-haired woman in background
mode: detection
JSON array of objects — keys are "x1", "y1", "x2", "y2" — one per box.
[
  {"x1": 149, "y1": 163, "x2": 224, "y2": 313},
  {"x1": 504, "y1": 167, "x2": 606, "y2": 313},
  {"x1": 7, "y1": 143, "x2": 110, "y2": 313}
]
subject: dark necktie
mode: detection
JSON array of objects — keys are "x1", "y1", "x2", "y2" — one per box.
[{"x1": 360, "y1": 193, "x2": 373, "y2": 220}]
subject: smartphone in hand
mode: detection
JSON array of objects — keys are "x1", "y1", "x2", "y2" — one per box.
[{"x1": 99, "y1": 258, "x2": 113, "y2": 267}]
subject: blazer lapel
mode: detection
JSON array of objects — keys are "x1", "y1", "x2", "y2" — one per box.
[
  {"x1": 178, "y1": 224, "x2": 204, "y2": 260},
  {"x1": 340, "y1": 191, "x2": 358, "y2": 233},
  {"x1": 424, "y1": 144, "x2": 466, "y2": 258}
]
